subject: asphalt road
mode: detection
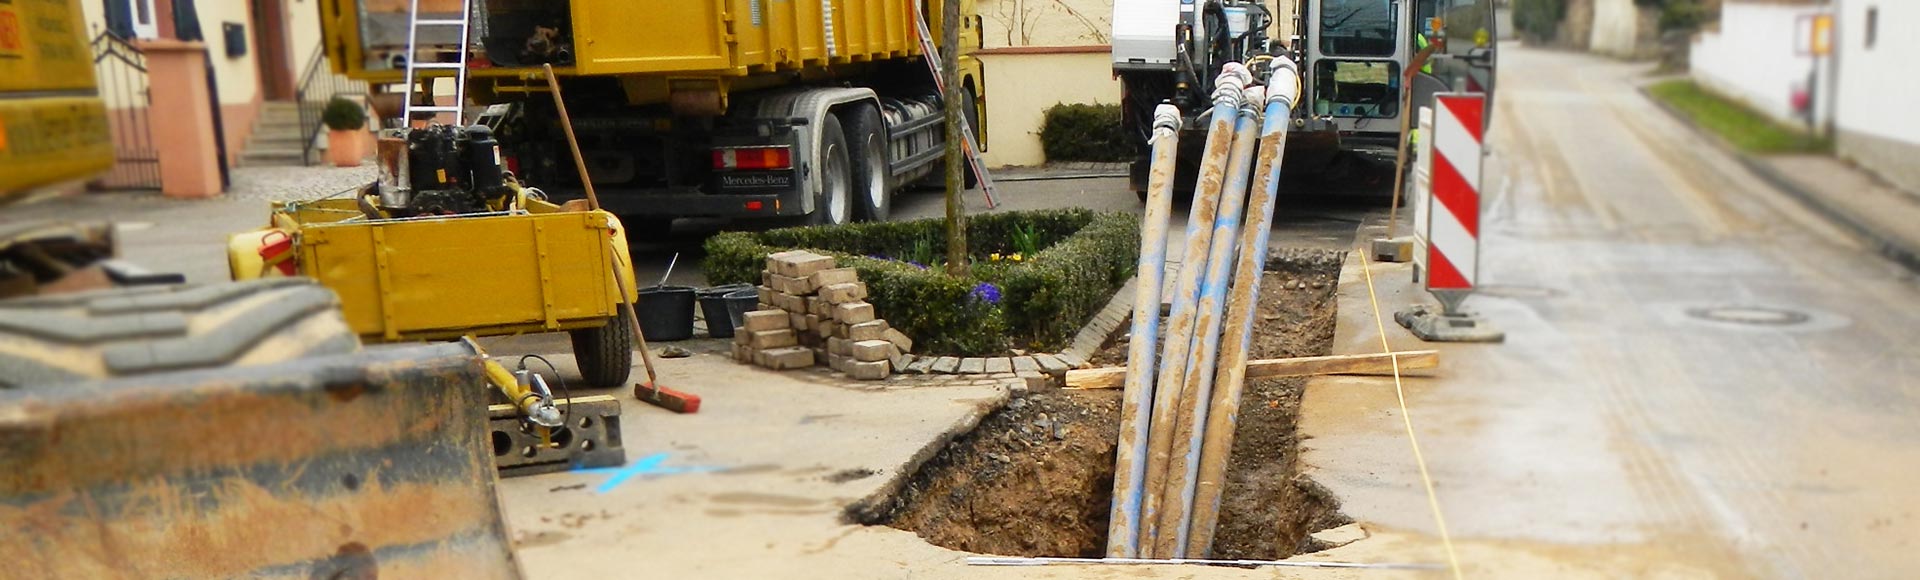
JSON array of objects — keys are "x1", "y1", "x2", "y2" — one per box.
[{"x1": 1306, "y1": 43, "x2": 1920, "y2": 577}]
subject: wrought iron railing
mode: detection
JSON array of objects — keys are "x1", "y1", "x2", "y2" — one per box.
[
  {"x1": 90, "y1": 30, "x2": 161, "y2": 190},
  {"x1": 295, "y1": 45, "x2": 370, "y2": 165}
]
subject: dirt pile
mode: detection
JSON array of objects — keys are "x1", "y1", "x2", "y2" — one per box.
[{"x1": 871, "y1": 249, "x2": 1349, "y2": 559}]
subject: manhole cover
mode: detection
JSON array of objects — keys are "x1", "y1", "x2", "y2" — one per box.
[{"x1": 1685, "y1": 306, "x2": 1810, "y2": 326}]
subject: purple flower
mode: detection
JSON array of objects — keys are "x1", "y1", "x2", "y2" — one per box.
[
  {"x1": 970, "y1": 282, "x2": 1002, "y2": 305},
  {"x1": 907, "y1": 261, "x2": 928, "y2": 269}
]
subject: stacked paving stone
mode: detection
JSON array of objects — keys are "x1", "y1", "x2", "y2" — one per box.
[{"x1": 730, "y1": 250, "x2": 913, "y2": 380}]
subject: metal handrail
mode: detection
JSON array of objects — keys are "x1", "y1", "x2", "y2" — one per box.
[{"x1": 295, "y1": 44, "x2": 370, "y2": 165}]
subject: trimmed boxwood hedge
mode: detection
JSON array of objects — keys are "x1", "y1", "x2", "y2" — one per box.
[
  {"x1": 704, "y1": 209, "x2": 1139, "y2": 356},
  {"x1": 1040, "y1": 103, "x2": 1131, "y2": 162}
]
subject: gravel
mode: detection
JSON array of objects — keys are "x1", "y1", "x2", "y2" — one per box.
[{"x1": 225, "y1": 164, "x2": 377, "y2": 202}]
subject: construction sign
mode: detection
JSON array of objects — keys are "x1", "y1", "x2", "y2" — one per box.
[{"x1": 1424, "y1": 93, "x2": 1484, "y2": 294}]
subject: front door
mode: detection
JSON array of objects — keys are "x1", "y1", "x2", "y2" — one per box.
[{"x1": 251, "y1": 0, "x2": 294, "y2": 100}]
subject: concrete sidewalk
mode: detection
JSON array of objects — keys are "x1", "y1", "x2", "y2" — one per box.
[{"x1": 1742, "y1": 154, "x2": 1920, "y2": 272}]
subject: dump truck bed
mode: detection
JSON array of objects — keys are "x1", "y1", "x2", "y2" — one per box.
[{"x1": 328, "y1": 0, "x2": 919, "y2": 81}]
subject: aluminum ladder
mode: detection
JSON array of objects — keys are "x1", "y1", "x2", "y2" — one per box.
[
  {"x1": 908, "y1": 1, "x2": 998, "y2": 208},
  {"x1": 400, "y1": 0, "x2": 473, "y2": 125}
]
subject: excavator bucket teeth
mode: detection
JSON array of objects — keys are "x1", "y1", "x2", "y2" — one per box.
[{"x1": 0, "y1": 342, "x2": 522, "y2": 579}]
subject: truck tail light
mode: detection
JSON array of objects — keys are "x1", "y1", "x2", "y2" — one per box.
[{"x1": 712, "y1": 146, "x2": 793, "y2": 170}]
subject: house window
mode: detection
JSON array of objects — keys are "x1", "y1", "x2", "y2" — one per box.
[
  {"x1": 1866, "y1": 6, "x2": 1878, "y2": 49},
  {"x1": 103, "y1": 0, "x2": 160, "y2": 39}
]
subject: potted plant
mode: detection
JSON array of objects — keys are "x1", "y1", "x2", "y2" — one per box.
[{"x1": 321, "y1": 96, "x2": 369, "y2": 167}]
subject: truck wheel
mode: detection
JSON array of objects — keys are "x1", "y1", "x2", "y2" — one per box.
[
  {"x1": 842, "y1": 103, "x2": 891, "y2": 222},
  {"x1": 569, "y1": 307, "x2": 635, "y2": 388},
  {"x1": 0, "y1": 279, "x2": 361, "y2": 388},
  {"x1": 810, "y1": 115, "x2": 855, "y2": 226}
]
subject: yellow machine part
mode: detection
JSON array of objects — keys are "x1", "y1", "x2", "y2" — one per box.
[
  {"x1": 0, "y1": 0, "x2": 112, "y2": 196},
  {"x1": 229, "y1": 200, "x2": 638, "y2": 342},
  {"x1": 0, "y1": 0, "x2": 96, "y2": 94}
]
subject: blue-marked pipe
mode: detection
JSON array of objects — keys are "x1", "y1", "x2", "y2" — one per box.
[
  {"x1": 1138, "y1": 62, "x2": 1252, "y2": 559},
  {"x1": 1151, "y1": 84, "x2": 1265, "y2": 559},
  {"x1": 1105, "y1": 103, "x2": 1183, "y2": 558},
  {"x1": 1187, "y1": 57, "x2": 1302, "y2": 558}
]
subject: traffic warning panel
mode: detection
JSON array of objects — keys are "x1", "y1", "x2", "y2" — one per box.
[{"x1": 1425, "y1": 93, "x2": 1485, "y2": 293}]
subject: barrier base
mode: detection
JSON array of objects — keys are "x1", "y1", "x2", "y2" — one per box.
[
  {"x1": 1371, "y1": 237, "x2": 1415, "y2": 263},
  {"x1": 1396, "y1": 304, "x2": 1505, "y2": 343}
]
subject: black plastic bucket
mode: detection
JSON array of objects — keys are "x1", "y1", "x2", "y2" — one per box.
[
  {"x1": 722, "y1": 287, "x2": 761, "y2": 332},
  {"x1": 636, "y1": 285, "x2": 697, "y2": 341},
  {"x1": 697, "y1": 284, "x2": 753, "y2": 338}
]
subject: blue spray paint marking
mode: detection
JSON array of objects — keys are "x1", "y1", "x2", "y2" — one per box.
[{"x1": 577, "y1": 452, "x2": 722, "y2": 493}]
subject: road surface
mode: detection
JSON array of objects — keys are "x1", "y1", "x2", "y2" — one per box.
[{"x1": 1305, "y1": 43, "x2": 1920, "y2": 578}]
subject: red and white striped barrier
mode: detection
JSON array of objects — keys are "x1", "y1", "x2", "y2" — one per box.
[
  {"x1": 1401, "y1": 92, "x2": 1502, "y2": 342},
  {"x1": 1424, "y1": 93, "x2": 1484, "y2": 294}
]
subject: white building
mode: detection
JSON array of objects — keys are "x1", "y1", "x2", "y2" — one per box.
[
  {"x1": 1831, "y1": 0, "x2": 1918, "y2": 193},
  {"x1": 1688, "y1": 1, "x2": 1825, "y2": 123}
]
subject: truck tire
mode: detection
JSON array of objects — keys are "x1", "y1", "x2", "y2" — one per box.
[
  {"x1": 810, "y1": 114, "x2": 855, "y2": 226},
  {"x1": 569, "y1": 307, "x2": 635, "y2": 388},
  {"x1": 0, "y1": 278, "x2": 361, "y2": 389},
  {"x1": 841, "y1": 103, "x2": 891, "y2": 222}
]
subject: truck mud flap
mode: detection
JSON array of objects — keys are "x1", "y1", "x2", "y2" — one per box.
[{"x1": 0, "y1": 342, "x2": 522, "y2": 579}]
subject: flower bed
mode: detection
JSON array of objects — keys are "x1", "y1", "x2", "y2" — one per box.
[{"x1": 704, "y1": 209, "x2": 1139, "y2": 356}]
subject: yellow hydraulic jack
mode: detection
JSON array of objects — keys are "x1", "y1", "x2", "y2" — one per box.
[{"x1": 467, "y1": 338, "x2": 627, "y2": 477}]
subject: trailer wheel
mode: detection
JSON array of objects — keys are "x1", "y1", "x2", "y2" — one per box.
[
  {"x1": 810, "y1": 115, "x2": 855, "y2": 226},
  {"x1": 842, "y1": 103, "x2": 891, "y2": 222},
  {"x1": 0, "y1": 279, "x2": 360, "y2": 389},
  {"x1": 569, "y1": 308, "x2": 635, "y2": 388}
]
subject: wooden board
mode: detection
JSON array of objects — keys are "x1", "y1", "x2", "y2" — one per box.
[{"x1": 1065, "y1": 350, "x2": 1440, "y2": 390}]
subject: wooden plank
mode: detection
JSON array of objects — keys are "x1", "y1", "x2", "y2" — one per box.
[{"x1": 1065, "y1": 350, "x2": 1440, "y2": 390}]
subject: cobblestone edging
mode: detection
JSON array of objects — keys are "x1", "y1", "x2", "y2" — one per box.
[{"x1": 867, "y1": 274, "x2": 1137, "y2": 387}]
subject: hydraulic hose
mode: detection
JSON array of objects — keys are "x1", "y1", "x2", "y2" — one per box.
[
  {"x1": 1153, "y1": 83, "x2": 1265, "y2": 559},
  {"x1": 1187, "y1": 56, "x2": 1301, "y2": 558},
  {"x1": 1106, "y1": 103, "x2": 1185, "y2": 558},
  {"x1": 1138, "y1": 62, "x2": 1251, "y2": 558}
]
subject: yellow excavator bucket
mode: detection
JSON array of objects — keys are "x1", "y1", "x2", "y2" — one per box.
[{"x1": 0, "y1": 341, "x2": 523, "y2": 579}]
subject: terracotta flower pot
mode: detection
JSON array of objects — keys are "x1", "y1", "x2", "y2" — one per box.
[{"x1": 328, "y1": 128, "x2": 366, "y2": 167}]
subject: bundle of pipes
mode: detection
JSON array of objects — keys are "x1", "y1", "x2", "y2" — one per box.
[{"x1": 1107, "y1": 57, "x2": 1302, "y2": 560}]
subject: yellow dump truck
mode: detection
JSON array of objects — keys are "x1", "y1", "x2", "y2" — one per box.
[
  {"x1": 0, "y1": 0, "x2": 113, "y2": 196},
  {"x1": 318, "y1": 0, "x2": 985, "y2": 227}
]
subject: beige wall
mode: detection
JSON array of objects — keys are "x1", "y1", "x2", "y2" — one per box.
[
  {"x1": 196, "y1": 1, "x2": 262, "y2": 106},
  {"x1": 979, "y1": 51, "x2": 1121, "y2": 167},
  {"x1": 288, "y1": 0, "x2": 326, "y2": 65},
  {"x1": 979, "y1": 0, "x2": 1115, "y2": 48}
]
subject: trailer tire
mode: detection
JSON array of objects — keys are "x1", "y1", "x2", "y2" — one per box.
[
  {"x1": 0, "y1": 278, "x2": 361, "y2": 389},
  {"x1": 842, "y1": 103, "x2": 891, "y2": 222},
  {"x1": 809, "y1": 115, "x2": 856, "y2": 226},
  {"x1": 569, "y1": 307, "x2": 635, "y2": 388}
]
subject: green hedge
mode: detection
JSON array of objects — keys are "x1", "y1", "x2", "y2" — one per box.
[
  {"x1": 704, "y1": 209, "x2": 1139, "y2": 356},
  {"x1": 1040, "y1": 103, "x2": 1131, "y2": 163}
]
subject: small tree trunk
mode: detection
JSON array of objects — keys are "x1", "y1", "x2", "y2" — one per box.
[{"x1": 941, "y1": 0, "x2": 970, "y2": 277}]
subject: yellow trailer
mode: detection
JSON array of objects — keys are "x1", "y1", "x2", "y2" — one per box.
[
  {"x1": 229, "y1": 192, "x2": 641, "y2": 387},
  {"x1": 315, "y1": 0, "x2": 986, "y2": 227}
]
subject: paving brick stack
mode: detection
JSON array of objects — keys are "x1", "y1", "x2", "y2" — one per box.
[{"x1": 730, "y1": 250, "x2": 912, "y2": 380}]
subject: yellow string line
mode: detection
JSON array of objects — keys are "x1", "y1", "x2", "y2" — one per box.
[{"x1": 1357, "y1": 251, "x2": 1464, "y2": 580}]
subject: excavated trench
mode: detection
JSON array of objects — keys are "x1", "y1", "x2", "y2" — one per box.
[{"x1": 854, "y1": 249, "x2": 1351, "y2": 559}]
